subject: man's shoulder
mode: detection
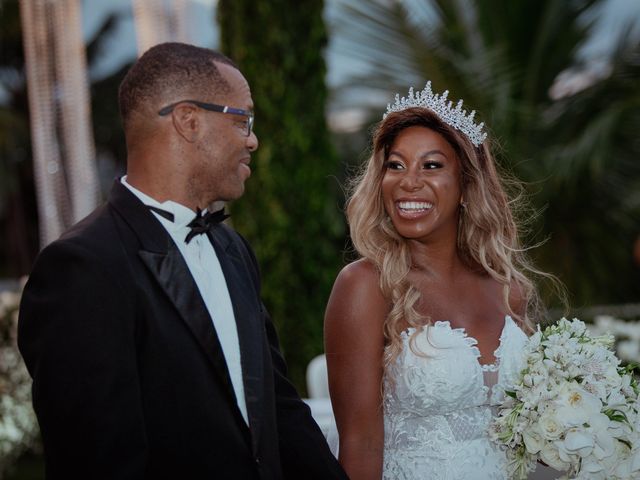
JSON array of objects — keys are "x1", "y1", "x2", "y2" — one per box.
[
  {"x1": 55, "y1": 203, "x2": 120, "y2": 250},
  {"x1": 23, "y1": 203, "x2": 132, "y2": 298},
  {"x1": 37, "y1": 202, "x2": 129, "y2": 271}
]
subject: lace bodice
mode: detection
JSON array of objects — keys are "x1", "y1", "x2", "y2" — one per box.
[{"x1": 383, "y1": 316, "x2": 528, "y2": 480}]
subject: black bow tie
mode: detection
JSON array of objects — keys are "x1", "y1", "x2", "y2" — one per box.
[
  {"x1": 185, "y1": 208, "x2": 229, "y2": 243},
  {"x1": 147, "y1": 206, "x2": 230, "y2": 244}
]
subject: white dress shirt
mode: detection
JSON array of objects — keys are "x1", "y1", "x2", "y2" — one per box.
[{"x1": 121, "y1": 177, "x2": 248, "y2": 424}]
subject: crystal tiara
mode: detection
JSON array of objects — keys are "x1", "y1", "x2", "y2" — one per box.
[{"x1": 383, "y1": 81, "x2": 487, "y2": 147}]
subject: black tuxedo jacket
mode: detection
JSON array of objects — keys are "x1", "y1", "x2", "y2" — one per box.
[{"x1": 18, "y1": 180, "x2": 347, "y2": 480}]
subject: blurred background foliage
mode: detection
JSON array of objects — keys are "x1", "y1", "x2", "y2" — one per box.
[
  {"x1": 1, "y1": 0, "x2": 639, "y2": 384},
  {"x1": 329, "y1": 0, "x2": 640, "y2": 307},
  {"x1": 0, "y1": 1, "x2": 129, "y2": 279},
  {"x1": 218, "y1": 0, "x2": 345, "y2": 390},
  {"x1": 0, "y1": 0, "x2": 37, "y2": 278},
  {"x1": 1, "y1": 0, "x2": 640, "y2": 477}
]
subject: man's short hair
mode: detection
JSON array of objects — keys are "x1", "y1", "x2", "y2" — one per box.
[{"x1": 118, "y1": 42, "x2": 238, "y2": 127}]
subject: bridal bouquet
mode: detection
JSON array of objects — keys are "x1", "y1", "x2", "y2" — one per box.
[{"x1": 490, "y1": 318, "x2": 640, "y2": 480}]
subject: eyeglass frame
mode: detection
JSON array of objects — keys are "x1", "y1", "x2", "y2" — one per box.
[{"x1": 158, "y1": 100, "x2": 254, "y2": 137}]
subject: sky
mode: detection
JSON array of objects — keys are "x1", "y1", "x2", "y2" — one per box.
[
  {"x1": 83, "y1": 0, "x2": 218, "y2": 80},
  {"x1": 579, "y1": 0, "x2": 640, "y2": 58},
  {"x1": 72, "y1": 0, "x2": 640, "y2": 134},
  {"x1": 2, "y1": 0, "x2": 634, "y2": 109},
  {"x1": 82, "y1": 0, "x2": 640, "y2": 85}
]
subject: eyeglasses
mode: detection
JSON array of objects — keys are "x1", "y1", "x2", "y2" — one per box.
[{"x1": 158, "y1": 100, "x2": 255, "y2": 137}]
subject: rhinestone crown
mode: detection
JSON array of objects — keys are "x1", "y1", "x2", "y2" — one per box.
[{"x1": 384, "y1": 81, "x2": 487, "y2": 147}]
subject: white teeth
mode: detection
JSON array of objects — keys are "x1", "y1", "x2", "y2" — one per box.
[{"x1": 398, "y1": 201, "x2": 433, "y2": 211}]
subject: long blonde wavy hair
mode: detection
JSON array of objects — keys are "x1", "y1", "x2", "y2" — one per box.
[{"x1": 346, "y1": 107, "x2": 561, "y2": 366}]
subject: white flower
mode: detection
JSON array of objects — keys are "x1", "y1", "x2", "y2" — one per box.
[
  {"x1": 528, "y1": 330, "x2": 542, "y2": 348},
  {"x1": 583, "y1": 379, "x2": 608, "y2": 401},
  {"x1": 607, "y1": 389, "x2": 629, "y2": 410},
  {"x1": 538, "y1": 410, "x2": 564, "y2": 441},
  {"x1": 540, "y1": 441, "x2": 571, "y2": 471},
  {"x1": 522, "y1": 428, "x2": 544, "y2": 454},
  {"x1": 491, "y1": 316, "x2": 640, "y2": 479},
  {"x1": 590, "y1": 413, "x2": 616, "y2": 460},
  {"x1": 560, "y1": 429, "x2": 595, "y2": 458},
  {"x1": 601, "y1": 439, "x2": 638, "y2": 479},
  {"x1": 631, "y1": 447, "x2": 640, "y2": 473},
  {"x1": 580, "y1": 457, "x2": 605, "y2": 475},
  {"x1": 556, "y1": 384, "x2": 602, "y2": 427}
]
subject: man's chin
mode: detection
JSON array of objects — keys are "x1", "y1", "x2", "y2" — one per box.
[{"x1": 216, "y1": 185, "x2": 246, "y2": 204}]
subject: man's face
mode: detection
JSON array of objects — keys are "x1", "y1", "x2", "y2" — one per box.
[{"x1": 192, "y1": 63, "x2": 258, "y2": 206}]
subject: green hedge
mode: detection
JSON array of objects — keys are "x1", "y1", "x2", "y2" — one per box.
[{"x1": 219, "y1": 1, "x2": 345, "y2": 393}]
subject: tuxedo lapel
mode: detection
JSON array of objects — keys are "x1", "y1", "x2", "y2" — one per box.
[
  {"x1": 108, "y1": 181, "x2": 243, "y2": 426},
  {"x1": 209, "y1": 227, "x2": 264, "y2": 456},
  {"x1": 138, "y1": 247, "x2": 240, "y2": 410}
]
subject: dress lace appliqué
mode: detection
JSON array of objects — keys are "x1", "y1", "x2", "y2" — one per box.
[{"x1": 383, "y1": 316, "x2": 528, "y2": 480}]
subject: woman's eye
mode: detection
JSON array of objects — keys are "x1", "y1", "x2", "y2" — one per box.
[
  {"x1": 423, "y1": 161, "x2": 443, "y2": 169},
  {"x1": 384, "y1": 160, "x2": 404, "y2": 170}
]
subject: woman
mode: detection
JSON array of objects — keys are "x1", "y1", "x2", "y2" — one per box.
[{"x1": 324, "y1": 83, "x2": 561, "y2": 479}]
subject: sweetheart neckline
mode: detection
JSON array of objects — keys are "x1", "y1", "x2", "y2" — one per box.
[{"x1": 399, "y1": 315, "x2": 515, "y2": 369}]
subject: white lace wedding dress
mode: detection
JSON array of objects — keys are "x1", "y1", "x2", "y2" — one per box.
[{"x1": 383, "y1": 316, "x2": 530, "y2": 479}]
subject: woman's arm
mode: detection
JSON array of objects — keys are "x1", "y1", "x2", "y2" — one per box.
[{"x1": 324, "y1": 259, "x2": 388, "y2": 480}]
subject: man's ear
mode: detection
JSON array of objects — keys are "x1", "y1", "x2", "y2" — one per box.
[{"x1": 171, "y1": 104, "x2": 201, "y2": 142}]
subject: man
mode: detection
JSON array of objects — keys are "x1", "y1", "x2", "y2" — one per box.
[{"x1": 18, "y1": 42, "x2": 346, "y2": 480}]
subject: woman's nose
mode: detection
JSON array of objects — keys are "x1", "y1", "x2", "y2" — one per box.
[{"x1": 399, "y1": 170, "x2": 422, "y2": 191}]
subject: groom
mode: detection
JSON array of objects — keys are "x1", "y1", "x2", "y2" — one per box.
[{"x1": 18, "y1": 43, "x2": 346, "y2": 480}]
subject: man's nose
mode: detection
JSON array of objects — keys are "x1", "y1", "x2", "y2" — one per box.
[{"x1": 247, "y1": 131, "x2": 258, "y2": 152}]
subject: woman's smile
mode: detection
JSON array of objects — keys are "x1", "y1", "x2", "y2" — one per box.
[{"x1": 395, "y1": 199, "x2": 434, "y2": 219}]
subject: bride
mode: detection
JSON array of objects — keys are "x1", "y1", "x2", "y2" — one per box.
[{"x1": 324, "y1": 83, "x2": 562, "y2": 479}]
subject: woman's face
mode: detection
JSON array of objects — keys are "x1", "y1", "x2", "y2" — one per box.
[{"x1": 381, "y1": 126, "x2": 462, "y2": 244}]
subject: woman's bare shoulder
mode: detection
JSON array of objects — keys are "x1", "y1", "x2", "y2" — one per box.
[
  {"x1": 333, "y1": 259, "x2": 386, "y2": 301},
  {"x1": 336, "y1": 258, "x2": 379, "y2": 283},
  {"x1": 326, "y1": 258, "x2": 387, "y2": 331}
]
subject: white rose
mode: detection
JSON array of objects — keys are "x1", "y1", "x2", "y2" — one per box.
[
  {"x1": 522, "y1": 428, "x2": 543, "y2": 454},
  {"x1": 556, "y1": 384, "x2": 602, "y2": 427},
  {"x1": 540, "y1": 441, "x2": 571, "y2": 471},
  {"x1": 561, "y1": 429, "x2": 594, "y2": 458},
  {"x1": 538, "y1": 411, "x2": 564, "y2": 441}
]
